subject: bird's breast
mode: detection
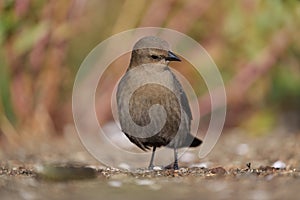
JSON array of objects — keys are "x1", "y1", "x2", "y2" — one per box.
[{"x1": 124, "y1": 64, "x2": 175, "y2": 90}]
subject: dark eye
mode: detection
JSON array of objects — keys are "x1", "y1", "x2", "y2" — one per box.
[{"x1": 150, "y1": 55, "x2": 159, "y2": 59}]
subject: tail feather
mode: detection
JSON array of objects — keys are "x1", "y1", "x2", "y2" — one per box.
[
  {"x1": 179, "y1": 134, "x2": 202, "y2": 148},
  {"x1": 189, "y1": 137, "x2": 202, "y2": 147}
]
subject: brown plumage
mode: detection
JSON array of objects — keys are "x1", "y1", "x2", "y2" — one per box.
[{"x1": 117, "y1": 36, "x2": 202, "y2": 169}]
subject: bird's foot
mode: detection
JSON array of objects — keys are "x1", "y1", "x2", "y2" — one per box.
[
  {"x1": 173, "y1": 162, "x2": 179, "y2": 170},
  {"x1": 164, "y1": 163, "x2": 179, "y2": 170},
  {"x1": 148, "y1": 164, "x2": 154, "y2": 170}
]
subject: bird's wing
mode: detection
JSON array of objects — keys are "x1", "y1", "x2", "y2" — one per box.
[{"x1": 171, "y1": 72, "x2": 193, "y2": 121}]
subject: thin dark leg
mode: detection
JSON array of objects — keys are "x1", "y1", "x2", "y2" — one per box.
[
  {"x1": 173, "y1": 148, "x2": 179, "y2": 170},
  {"x1": 148, "y1": 146, "x2": 156, "y2": 170}
]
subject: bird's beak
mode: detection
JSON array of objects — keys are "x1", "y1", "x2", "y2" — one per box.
[{"x1": 166, "y1": 51, "x2": 181, "y2": 62}]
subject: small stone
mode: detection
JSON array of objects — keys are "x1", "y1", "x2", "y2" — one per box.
[
  {"x1": 153, "y1": 166, "x2": 162, "y2": 171},
  {"x1": 190, "y1": 162, "x2": 211, "y2": 168},
  {"x1": 210, "y1": 167, "x2": 227, "y2": 175},
  {"x1": 259, "y1": 166, "x2": 275, "y2": 172},
  {"x1": 272, "y1": 160, "x2": 286, "y2": 169}
]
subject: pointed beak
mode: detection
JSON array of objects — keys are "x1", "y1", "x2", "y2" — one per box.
[{"x1": 166, "y1": 51, "x2": 181, "y2": 62}]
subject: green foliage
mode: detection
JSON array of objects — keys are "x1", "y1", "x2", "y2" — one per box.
[
  {"x1": 0, "y1": 51, "x2": 16, "y2": 124},
  {"x1": 14, "y1": 22, "x2": 49, "y2": 55},
  {"x1": 270, "y1": 64, "x2": 300, "y2": 109}
]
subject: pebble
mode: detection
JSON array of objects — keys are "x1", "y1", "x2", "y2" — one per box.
[
  {"x1": 210, "y1": 167, "x2": 227, "y2": 175},
  {"x1": 153, "y1": 166, "x2": 163, "y2": 171},
  {"x1": 190, "y1": 162, "x2": 211, "y2": 168},
  {"x1": 272, "y1": 160, "x2": 286, "y2": 169}
]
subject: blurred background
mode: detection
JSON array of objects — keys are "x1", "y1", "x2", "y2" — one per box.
[{"x1": 0, "y1": 0, "x2": 300, "y2": 157}]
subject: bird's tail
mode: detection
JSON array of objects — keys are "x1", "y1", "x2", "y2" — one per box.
[
  {"x1": 189, "y1": 136, "x2": 202, "y2": 147},
  {"x1": 180, "y1": 134, "x2": 202, "y2": 148}
]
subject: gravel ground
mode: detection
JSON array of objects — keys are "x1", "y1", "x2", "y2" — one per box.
[{"x1": 0, "y1": 127, "x2": 299, "y2": 200}]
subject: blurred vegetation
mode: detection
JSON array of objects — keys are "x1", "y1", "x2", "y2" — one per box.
[{"x1": 0, "y1": 0, "x2": 300, "y2": 146}]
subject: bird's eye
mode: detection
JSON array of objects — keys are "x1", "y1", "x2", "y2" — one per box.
[{"x1": 150, "y1": 55, "x2": 159, "y2": 59}]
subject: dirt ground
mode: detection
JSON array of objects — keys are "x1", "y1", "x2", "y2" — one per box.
[{"x1": 0, "y1": 126, "x2": 299, "y2": 200}]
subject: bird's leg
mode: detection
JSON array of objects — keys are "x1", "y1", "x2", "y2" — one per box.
[
  {"x1": 173, "y1": 148, "x2": 179, "y2": 170},
  {"x1": 148, "y1": 146, "x2": 156, "y2": 170}
]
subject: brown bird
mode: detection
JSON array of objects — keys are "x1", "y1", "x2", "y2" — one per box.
[{"x1": 116, "y1": 36, "x2": 202, "y2": 170}]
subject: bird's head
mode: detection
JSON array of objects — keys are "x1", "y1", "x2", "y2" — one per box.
[{"x1": 129, "y1": 36, "x2": 181, "y2": 69}]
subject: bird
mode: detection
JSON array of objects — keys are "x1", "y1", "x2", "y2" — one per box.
[{"x1": 116, "y1": 36, "x2": 202, "y2": 170}]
